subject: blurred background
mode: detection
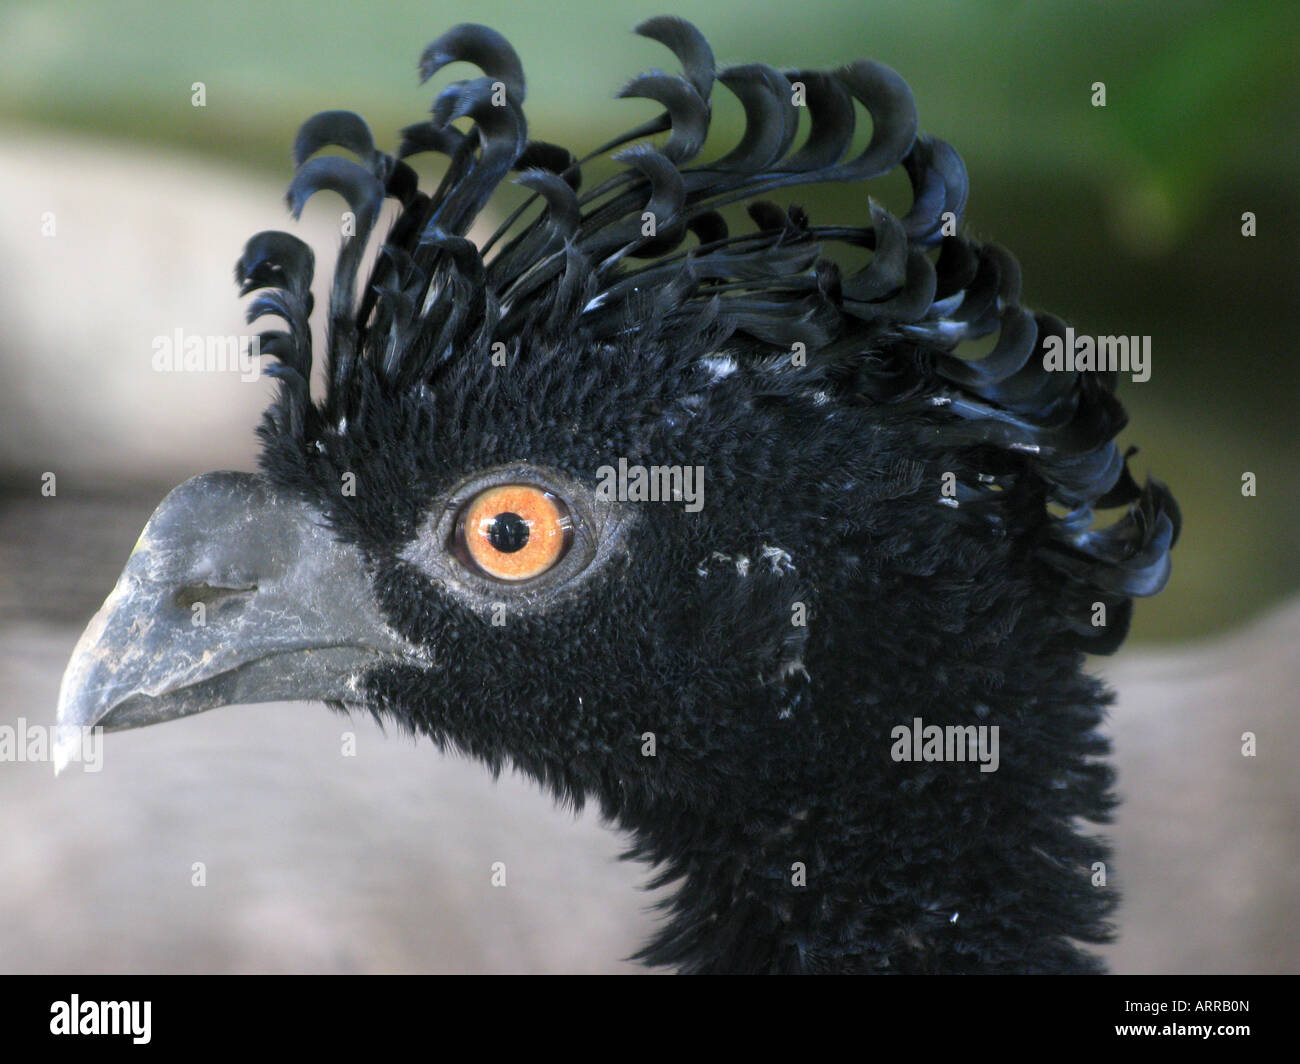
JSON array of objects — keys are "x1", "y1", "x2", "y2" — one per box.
[{"x1": 0, "y1": 0, "x2": 1295, "y2": 972}]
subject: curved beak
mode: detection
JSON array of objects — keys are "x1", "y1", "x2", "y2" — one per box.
[{"x1": 55, "y1": 471, "x2": 421, "y2": 773}]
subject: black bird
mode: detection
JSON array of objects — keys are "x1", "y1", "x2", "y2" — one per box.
[{"x1": 57, "y1": 17, "x2": 1178, "y2": 973}]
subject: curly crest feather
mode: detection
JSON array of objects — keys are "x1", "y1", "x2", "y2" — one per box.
[{"x1": 237, "y1": 15, "x2": 1177, "y2": 659}]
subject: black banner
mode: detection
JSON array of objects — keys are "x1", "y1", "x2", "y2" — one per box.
[{"x1": 1, "y1": 974, "x2": 1290, "y2": 1051}]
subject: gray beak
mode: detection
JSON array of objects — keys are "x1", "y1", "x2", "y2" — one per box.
[{"x1": 55, "y1": 471, "x2": 420, "y2": 773}]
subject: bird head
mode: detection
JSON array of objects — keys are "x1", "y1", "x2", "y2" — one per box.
[{"x1": 57, "y1": 17, "x2": 1178, "y2": 972}]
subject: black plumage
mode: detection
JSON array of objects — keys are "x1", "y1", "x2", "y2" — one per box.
[{"x1": 60, "y1": 17, "x2": 1179, "y2": 973}]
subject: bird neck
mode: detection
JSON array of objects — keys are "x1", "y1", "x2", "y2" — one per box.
[{"x1": 619, "y1": 653, "x2": 1116, "y2": 974}]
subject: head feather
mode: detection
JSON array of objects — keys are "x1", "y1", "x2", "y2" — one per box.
[{"x1": 236, "y1": 16, "x2": 1179, "y2": 652}]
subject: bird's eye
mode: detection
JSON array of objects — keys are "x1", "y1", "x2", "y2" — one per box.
[{"x1": 453, "y1": 484, "x2": 573, "y2": 582}]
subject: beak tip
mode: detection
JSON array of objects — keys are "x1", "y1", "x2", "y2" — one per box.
[
  {"x1": 54, "y1": 672, "x2": 88, "y2": 777},
  {"x1": 55, "y1": 620, "x2": 116, "y2": 773},
  {"x1": 52, "y1": 738, "x2": 73, "y2": 777}
]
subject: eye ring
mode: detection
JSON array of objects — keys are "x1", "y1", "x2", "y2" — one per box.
[{"x1": 452, "y1": 484, "x2": 573, "y2": 582}]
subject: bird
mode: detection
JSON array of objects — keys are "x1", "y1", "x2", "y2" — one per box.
[{"x1": 56, "y1": 16, "x2": 1179, "y2": 974}]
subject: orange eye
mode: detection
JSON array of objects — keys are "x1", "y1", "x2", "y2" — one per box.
[{"x1": 455, "y1": 484, "x2": 572, "y2": 582}]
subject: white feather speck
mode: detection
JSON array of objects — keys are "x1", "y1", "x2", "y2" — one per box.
[{"x1": 701, "y1": 354, "x2": 738, "y2": 382}]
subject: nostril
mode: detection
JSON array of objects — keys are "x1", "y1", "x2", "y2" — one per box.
[{"x1": 174, "y1": 582, "x2": 257, "y2": 609}]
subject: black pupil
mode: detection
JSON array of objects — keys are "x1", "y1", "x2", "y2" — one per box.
[{"x1": 487, "y1": 512, "x2": 529, "y2": 553}]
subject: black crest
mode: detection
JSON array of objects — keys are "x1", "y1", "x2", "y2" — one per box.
[{"x1": 235, "y1": 16, "x2": 1178, "y2": 652}]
